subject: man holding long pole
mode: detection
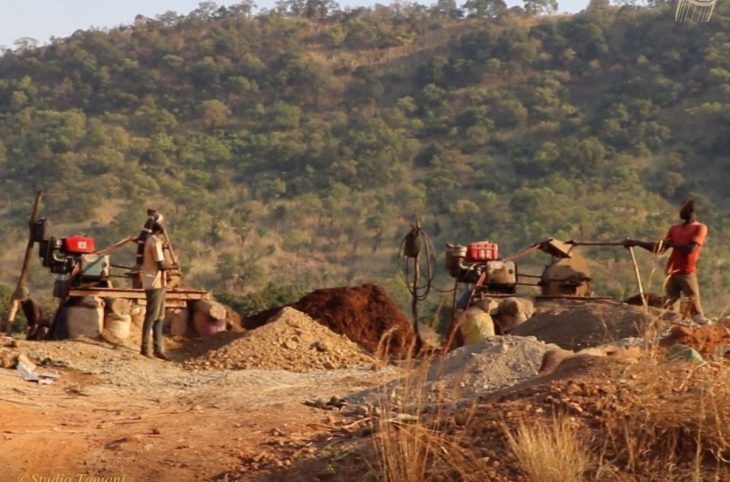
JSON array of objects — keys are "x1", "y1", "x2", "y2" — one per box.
[{"x1": 624, "y1": 199, "x2": 711, "y2": 325}]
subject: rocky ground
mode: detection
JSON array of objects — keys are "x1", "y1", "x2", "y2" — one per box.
[{"x1": 1, "y1": 293, "x2": 729, "y2": 482}]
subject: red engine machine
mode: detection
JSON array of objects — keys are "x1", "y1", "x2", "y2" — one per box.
[
  {"x1": 445, "y1": 240, "x2": 517, "y2": 294},
  {"x1": 33, "y1": 219, "x2": 110, "y2": 297},
  {"x1": 445, "y1": 238, "x2": 593, "y2": 299}
]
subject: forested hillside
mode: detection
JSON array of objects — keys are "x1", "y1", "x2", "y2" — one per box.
[{"x1": 1, "y1": 0, "x2": 729, "y2": 315}]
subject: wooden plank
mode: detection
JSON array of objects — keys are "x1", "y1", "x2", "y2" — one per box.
[
  {"x1": 535, "y1": 295, "x2": 613, "y2": 301},
  {"x1": 135, "y1": 299, "x2": 187, "y2": 309},
  {"x1": 68, "y1": 288, "x2": 199, "y2": 309},
  {"x1": 69, "y1": 289, "x2": 147, "y2": 300},
  {"x1": 68, "y1": 288, "x2": 210, "y2": 301}
]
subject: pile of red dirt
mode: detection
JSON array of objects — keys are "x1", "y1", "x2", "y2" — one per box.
[
  {"x1": 660, "y1": 320, "x2": 730, "y2": 356},
  {"x1": 291, "y1": 284, "x2": 418, "y2": 358}
]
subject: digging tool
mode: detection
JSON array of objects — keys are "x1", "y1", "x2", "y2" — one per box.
[
  {"x1": 160, "y1": 228, "x2": 182, "y2": 288},
  {"x1": 161, "y1": 230, "x2": 179, "y2": 267}
]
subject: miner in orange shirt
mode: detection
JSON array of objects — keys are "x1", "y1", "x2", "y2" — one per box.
[{"x1": 624, "y1": 199, "x2": 711, "y2": 325}]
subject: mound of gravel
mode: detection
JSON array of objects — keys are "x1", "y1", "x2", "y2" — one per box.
[
  {"x1": 184, "y1": 307, "x2": 374, "y2": 372},
  {"x1": 512, "y1": 300, "x2": 654, "y2": 350},
  {"x1": 426, "y1": 335, "x2": 560, "y2": 399}
]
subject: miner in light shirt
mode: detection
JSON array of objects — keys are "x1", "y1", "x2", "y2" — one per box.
[{"x1": 141, "y1": 222, "x2": 177, "y2": 359}]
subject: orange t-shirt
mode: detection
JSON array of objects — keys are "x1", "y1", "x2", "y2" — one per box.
[{"x1": 665, "y1": 221, "x2": 708, "y2": 275}]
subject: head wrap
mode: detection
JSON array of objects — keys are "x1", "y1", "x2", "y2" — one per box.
[{"x1": 679, "y1": 199, "x2": 696, "y2": 221}]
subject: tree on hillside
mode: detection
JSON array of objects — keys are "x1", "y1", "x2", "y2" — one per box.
[
  {"x1": 304, "y1": 0, "x2": 340, "y2": 18},
  {"x1": 431, "y1": 0, "x2": 463, "y2": 18},
  {"x1": 190, "y1": 1, "x2": 220, "y2": 19},
  {"x1": 463, "y1": 0, "x2": 508, "y2": 17},
  {"x1": 220, "y1": 1, "x2": 257, "y2": 18},
  {"x1": 347, "y1": 66, "x2": 384, "y2": 116},
  {"x1": 586, "y1": 0, "x2": 610, "y2": 10},
  {"x1": 200, "y1": 99, "x2": 231, "y2": 128},
  {"x1": 275, "y1": 0, "x2": 337, "y2": 16},
  {"x1": 524, "y1": 0, "x2": 559, "y2": 14},
  {"x1": 13, "y1": 37, "x2": 39, "y2": 53}
]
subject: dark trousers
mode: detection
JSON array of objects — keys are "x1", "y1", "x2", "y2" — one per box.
[
  {"x1": 664, "y1": 273, "x2": 703, "y2": 316},
  {"x1": 142, "y1": 288, "x2": 166, "y2": 352}
]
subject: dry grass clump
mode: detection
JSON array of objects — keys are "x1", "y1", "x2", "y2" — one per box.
[
  {"x1": 504, "y1": 415, "x2": 589, "y2": 482},
  {"x1": 371, "y1": 332, "x2": 493, "y2": 482},
  {"x1": 602, "y1": 360, "x2": 730, "y2": 479},
  {"x1": 372, "y1": 417, "x2": 493, "y2": 482},
  {"x1": 370, "y1": 358, "x2": 591, "y2": 482},
  {"x1": 372, "y1": 420, "x2": 432, "y2": 482},
  {"x1": 371, "y1": 350, "x2": 432, "y2": 482}
]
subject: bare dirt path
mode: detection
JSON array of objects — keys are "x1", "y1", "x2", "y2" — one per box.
[{"x1": 0, "y1": 339, "x2": 398, "y2": 482}]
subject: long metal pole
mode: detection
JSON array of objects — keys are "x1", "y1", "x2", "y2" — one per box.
[
  {"x1": 568, "y1": 241, "x2": 625, "y2": 247},
  {"x1": 628, "y1": 246, "x2": 647, "y2": 308}
]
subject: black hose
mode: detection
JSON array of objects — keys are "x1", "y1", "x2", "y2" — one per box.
[{"x1": 397, "y1": 224, "x2": 437, "y2": 302}]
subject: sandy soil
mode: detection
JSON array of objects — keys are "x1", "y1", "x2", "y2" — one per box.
[{"x1": 0, "y1": 338, "x2": 399, "y2": 482}]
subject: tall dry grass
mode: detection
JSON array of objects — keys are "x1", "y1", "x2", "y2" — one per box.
[
  {"x1": 621, "y1": 257, "x2": 730, "y2": 480},
  {"x1": 601, "y1": 360, "x2": 730, "y2": 480},
  {"x1": 504, "y1": 415, "x2": 589, "y2": 482},
  {"x1": 371, "y1": 331, "x2": 494, "y2": 482},
  {"x1": 591, "y1": 267, "x2": 730, "y2": 481},
  {"x1": 370, "y1": 352, "x2": 594, "y2": 482},
  {"x1": 371, "y1": 347, "x2": 432, "y2": 482},
  {"x1": 370, "y1": 279, "x2": 730, "y2": 482},
  {"x1": 371, "y1": 325, "x2": 596, "y2": 482}
]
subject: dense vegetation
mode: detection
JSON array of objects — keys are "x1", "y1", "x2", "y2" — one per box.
[{"x1": 1, "y1": 0, "x2": 729, "y2": 316}]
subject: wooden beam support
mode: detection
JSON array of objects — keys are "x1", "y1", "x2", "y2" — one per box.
[
  {"x1": 3, "y1": 191, "x2": 43, "y2": 333},
  {"x1": 67, "y1": 287, "x2": 211, "y2": 301}
]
